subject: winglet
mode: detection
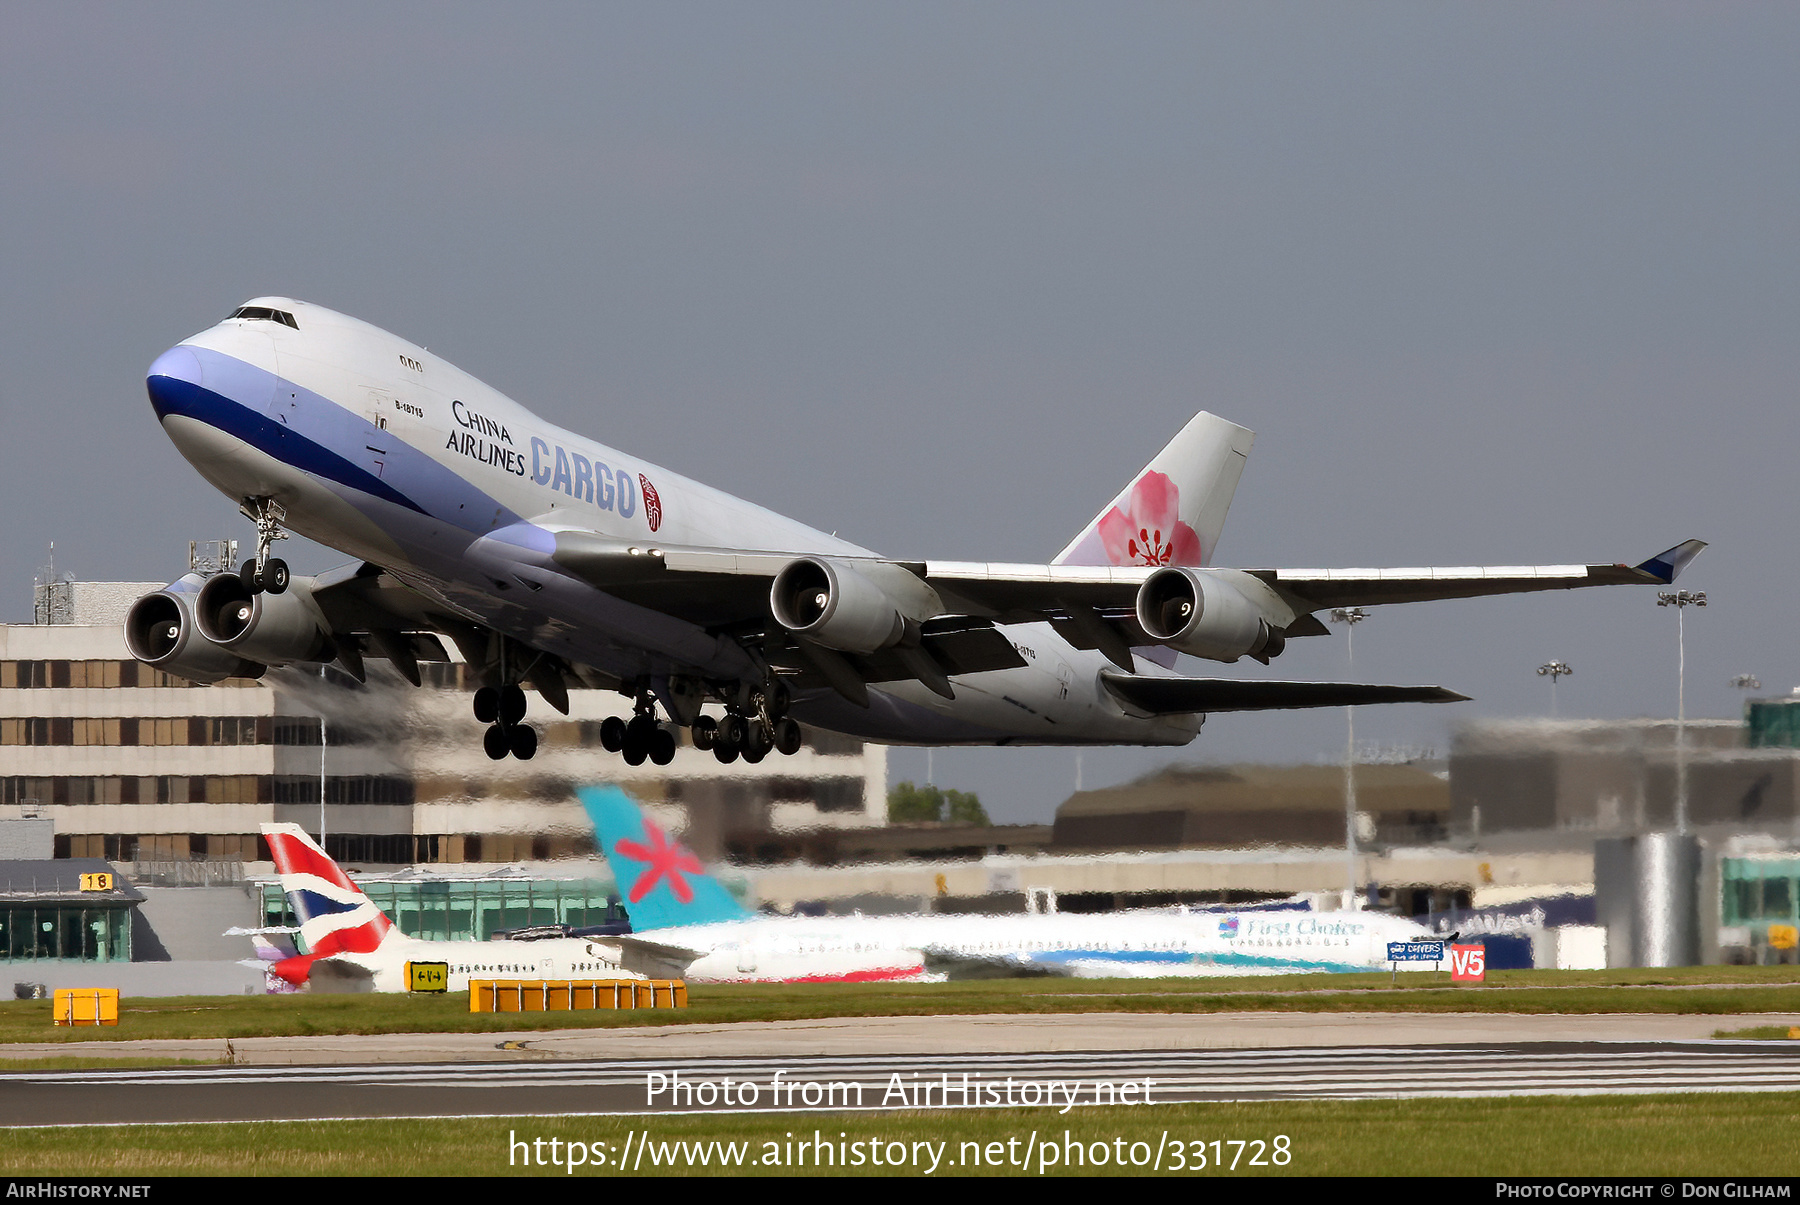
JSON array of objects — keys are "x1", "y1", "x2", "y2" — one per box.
[{"x1": 1633, "y1": 539, "x2": 1707, "y2": 584}]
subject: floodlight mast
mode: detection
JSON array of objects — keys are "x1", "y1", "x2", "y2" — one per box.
[
  {"x1": 1537, "y1": 660, "x2": 1573, "y2": 717},
  {"x1": 1330, "y1": 607, "x2": 1370, "y2": 910},
  {"x1": 1657, "y1": 590, "x2": 1706, "y2": 835}
]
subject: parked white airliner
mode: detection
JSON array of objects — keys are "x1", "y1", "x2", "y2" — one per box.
[
  {"x1": 128, "y1": 298, "x2": 1702, "y2": 761},
  {"x1": 581, "y1": 786, "x2": 1439, "y2": 981},
  {"x1": 259, "y1": 821, "x2": 647, "y2": 992}
]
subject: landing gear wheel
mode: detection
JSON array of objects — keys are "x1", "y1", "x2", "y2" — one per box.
[
  {"x1": 773, "y1": 717, "x2": 803, "y2": 756},
  {"x1": 509, "y1": 724, "x2": 538, "y2": 760},
  {"x1": 764, "y1": 679, "x2": 791, "y2": 719},
  {"x1": 599, "y1": 715, "x2": 626, "y2": 752},
  {"x1": 621, "y1": 718, "x2": 650, "y2": 766},
  {"x1": 648, "y1": 727, "x2": 676, "y2": 766},
  {"x1": 483, "y1": 724, "x2": 510, "y2": 760},
  {"x1": 690, "y1": 715, "x2": 717, "y2": 751},
  {"x1": 238, "y1": 559, "x2": 261, "y2": 593},
  {"x1": 258, "y1": 558, "x2": 289, "y2": 595},
  {"x1": 499, "y1": 684, "x2": 527, "y2": 726},
  {"x1": 712, "y1": 742, "x2": 740, "y2": 764},
  {"x1": 718, "y1": 714, "x2": 747, "y2": 750},
  {"x1": 741, "y1": 724, "x2": 772, "y2": 764},
  {"x1": 473, "y1": 687, "x2": 500, "y2": 725}
]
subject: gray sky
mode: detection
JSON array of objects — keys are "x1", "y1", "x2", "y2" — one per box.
[{"x1": 3, "y1": 4, "x2": 1795, "y2": 822}]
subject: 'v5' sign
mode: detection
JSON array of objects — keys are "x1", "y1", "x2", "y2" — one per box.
[{"x1": 1450, "y1": 943, "x2": 1487, "y2": 983}]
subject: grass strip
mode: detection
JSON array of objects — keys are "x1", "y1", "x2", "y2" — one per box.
[
  {"x1": 3, "y1": 1094, "x2": 1796, "y2": 1177},
  {"x1": 2, "y1": 969, "x2": 1797, "y2": 1044},
  {"x1": 1712, "y1": 1025, "x2": 1800, "y2": 1040},
  {"x1": 0, "y1": 1057, "x2": 222, "y2": 1070}
]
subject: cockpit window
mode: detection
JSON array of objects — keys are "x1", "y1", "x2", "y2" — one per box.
[{"x1": 229, "y1": 306, "x2": 299, "y2": 329}]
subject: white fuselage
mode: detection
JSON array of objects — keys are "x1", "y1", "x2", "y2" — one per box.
[
  {"x1": 148, "y1": 298, "x2": 1201, "y2": 746},
  {"x1": 643, "y1": 907, "x2": 1438, "y2": 982},
  {"x1": 324, "y1": 934, "x2": 634, "y2": 994}
]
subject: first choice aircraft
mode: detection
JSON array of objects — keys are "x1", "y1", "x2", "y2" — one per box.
[
  {"x1": 581, "y1": 785, "x2": 1440, "y2": 980},
  {"x1": 128, "y1": 297, "x2": 1704, "y2": 760}
]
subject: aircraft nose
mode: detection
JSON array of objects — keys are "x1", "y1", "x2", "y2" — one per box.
[{"x1": 145, "y1": 345, "x2": 203, "y2": 421}]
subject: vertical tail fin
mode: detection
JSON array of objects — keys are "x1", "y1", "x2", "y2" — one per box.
[
  {"x1": 577, "y1": 785, "x2": 752, "y2": 930},
  {"x1": 1054, "y1": 411, "x2": 1254, "y2": 568},
  {"x1": 260, "y1": 823, "x2": 394, "y2": 956}
]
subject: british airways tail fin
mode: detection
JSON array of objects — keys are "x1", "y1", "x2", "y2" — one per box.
[
  {"x1": 578, "y1": 785, "x2": 753, "y2": 930},
  {"x1": 260, "y1": 823, "x2": 395, "y2": 958},
  {"x1": 1054, "y1": 411, "x2": 1254, "y2": 568}
]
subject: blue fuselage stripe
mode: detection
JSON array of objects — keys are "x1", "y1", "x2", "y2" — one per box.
[
  {"x1": 148, "y1": 373, "x2": 431, "y2": 517},
  {"x1": 1036, "y1": 948, "x2": 1369, "y2": 973}
]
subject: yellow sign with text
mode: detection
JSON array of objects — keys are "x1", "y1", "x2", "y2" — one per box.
[
  {"x1": 406, "y1": 961, "x2": 449, "y2": 993},
  {"x1": 1768, "y1": 924, "x2": 1798, "y2": 951},
  {"x1": 78, "y1": 873, "x2": 113, "y2": 892}
]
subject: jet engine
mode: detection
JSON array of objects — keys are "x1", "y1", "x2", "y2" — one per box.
[
  {"x1": 124, "y1": 577, "x2": 266, "y2": 684},
  {"x1": 769, "y1": 557, "x2": 942, "y2": 655},
  {"x1": 194, "y1": 572, "x2": 334, "y2": 666},
  {"x1": 1136, "y1": 567, "x2": 1283, "y2": 663}
]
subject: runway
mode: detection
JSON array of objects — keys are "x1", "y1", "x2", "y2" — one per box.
[{"x1": 7, "y1": 1041, "x2": 1800, "y2": 1126}]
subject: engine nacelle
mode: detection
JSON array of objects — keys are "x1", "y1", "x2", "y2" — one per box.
[
  {"x1": 1136, "y1": 567, "x2": 1280, "y2": 663},
  {"x1": 194, "y1": 573, "x2": 334, "y2": 666},
  {"x1": 769, "y1": 557, "x2": 942, "y2": 655},
  {"x1": 124, "y1": 578, "x2": 265, "y2": 684}
]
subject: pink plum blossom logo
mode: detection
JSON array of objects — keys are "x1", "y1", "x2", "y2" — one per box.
[
  {"x1": 614, "y1": 818, "x2": 702, "y2": 904},
  {"x1": 640, "y1": 474, "x2": 662, "y2": 533},
  {"x1": 1096, "y1": 470, "x2": 1202, "y2": 566}
]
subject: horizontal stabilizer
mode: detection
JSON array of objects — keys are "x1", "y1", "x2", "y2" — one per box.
[{"x1": 1102, "y1": 671, "x2": 1468, "y2": 715}]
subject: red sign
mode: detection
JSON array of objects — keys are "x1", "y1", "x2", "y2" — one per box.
[{"x1": 1449, "y1": 943, "x2": 1486, "y2": 983}]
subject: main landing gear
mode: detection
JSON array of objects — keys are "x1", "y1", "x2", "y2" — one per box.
[
  {"x1": 237, "y1": 496, "x2": 291, "y2": 595},
  {"x1": 592, "y1": 679, "x2": 806, "y2": 767},
  {"x1": 690, "y1": 680, "x2": 802, "y2": 765},
  {"x1": 474, "y1": 683, "x2": 538, "y2": 761},
  {"x1": 597, "y1": 696, "x2": 677, "y2": 767}
]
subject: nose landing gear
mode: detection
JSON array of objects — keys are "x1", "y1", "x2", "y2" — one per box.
[{"x1": 236, "y1": 497, "x2": 291, "y2": 595}]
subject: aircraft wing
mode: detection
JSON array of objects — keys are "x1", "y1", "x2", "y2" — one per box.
[
  {"x1": 556, "y1": 533, "x2": 1703, "y2": 622},
  {"x1": 920, "y1": 948, "x2": 1072, "y2": 980},
  {"x1": 271, "y1": 533, "x2": 1702, "y2": 704},
  {"x1": 613, "y1": 935, "x2": 706, "y2": 980},
  {"x1": 551, "y1": 534, "x2": 1703, "y2": 680},
  {"x1": 1100, "y1": 672, "x2": 1467, "y2": 716}
]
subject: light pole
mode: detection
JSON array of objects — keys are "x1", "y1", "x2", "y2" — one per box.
[
  {"x1": 319, "y1": 665, "x2": 329, "y2": 850},
  {"x1": 1657, "y1": 590, "x2": 1706, "y2": 834},
  {"x1": 1330, "y1": 607, "x2": 1369, "y2": 909},
  {"x1": 1537, "y1": 660, "x2": 1573, "y2": 717}
]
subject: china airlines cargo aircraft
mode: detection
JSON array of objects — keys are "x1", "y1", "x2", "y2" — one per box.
[
  {"x1": 581, "y1": 786, "x2": 1437, "y2": 980},
  {"x1": 128, "y1": 298, "x2": 1703, "y2": 761}
]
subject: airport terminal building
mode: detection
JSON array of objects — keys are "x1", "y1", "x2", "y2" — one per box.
[{"x1": 1, "y1": 570, "x2": 886, "y2": 869}]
